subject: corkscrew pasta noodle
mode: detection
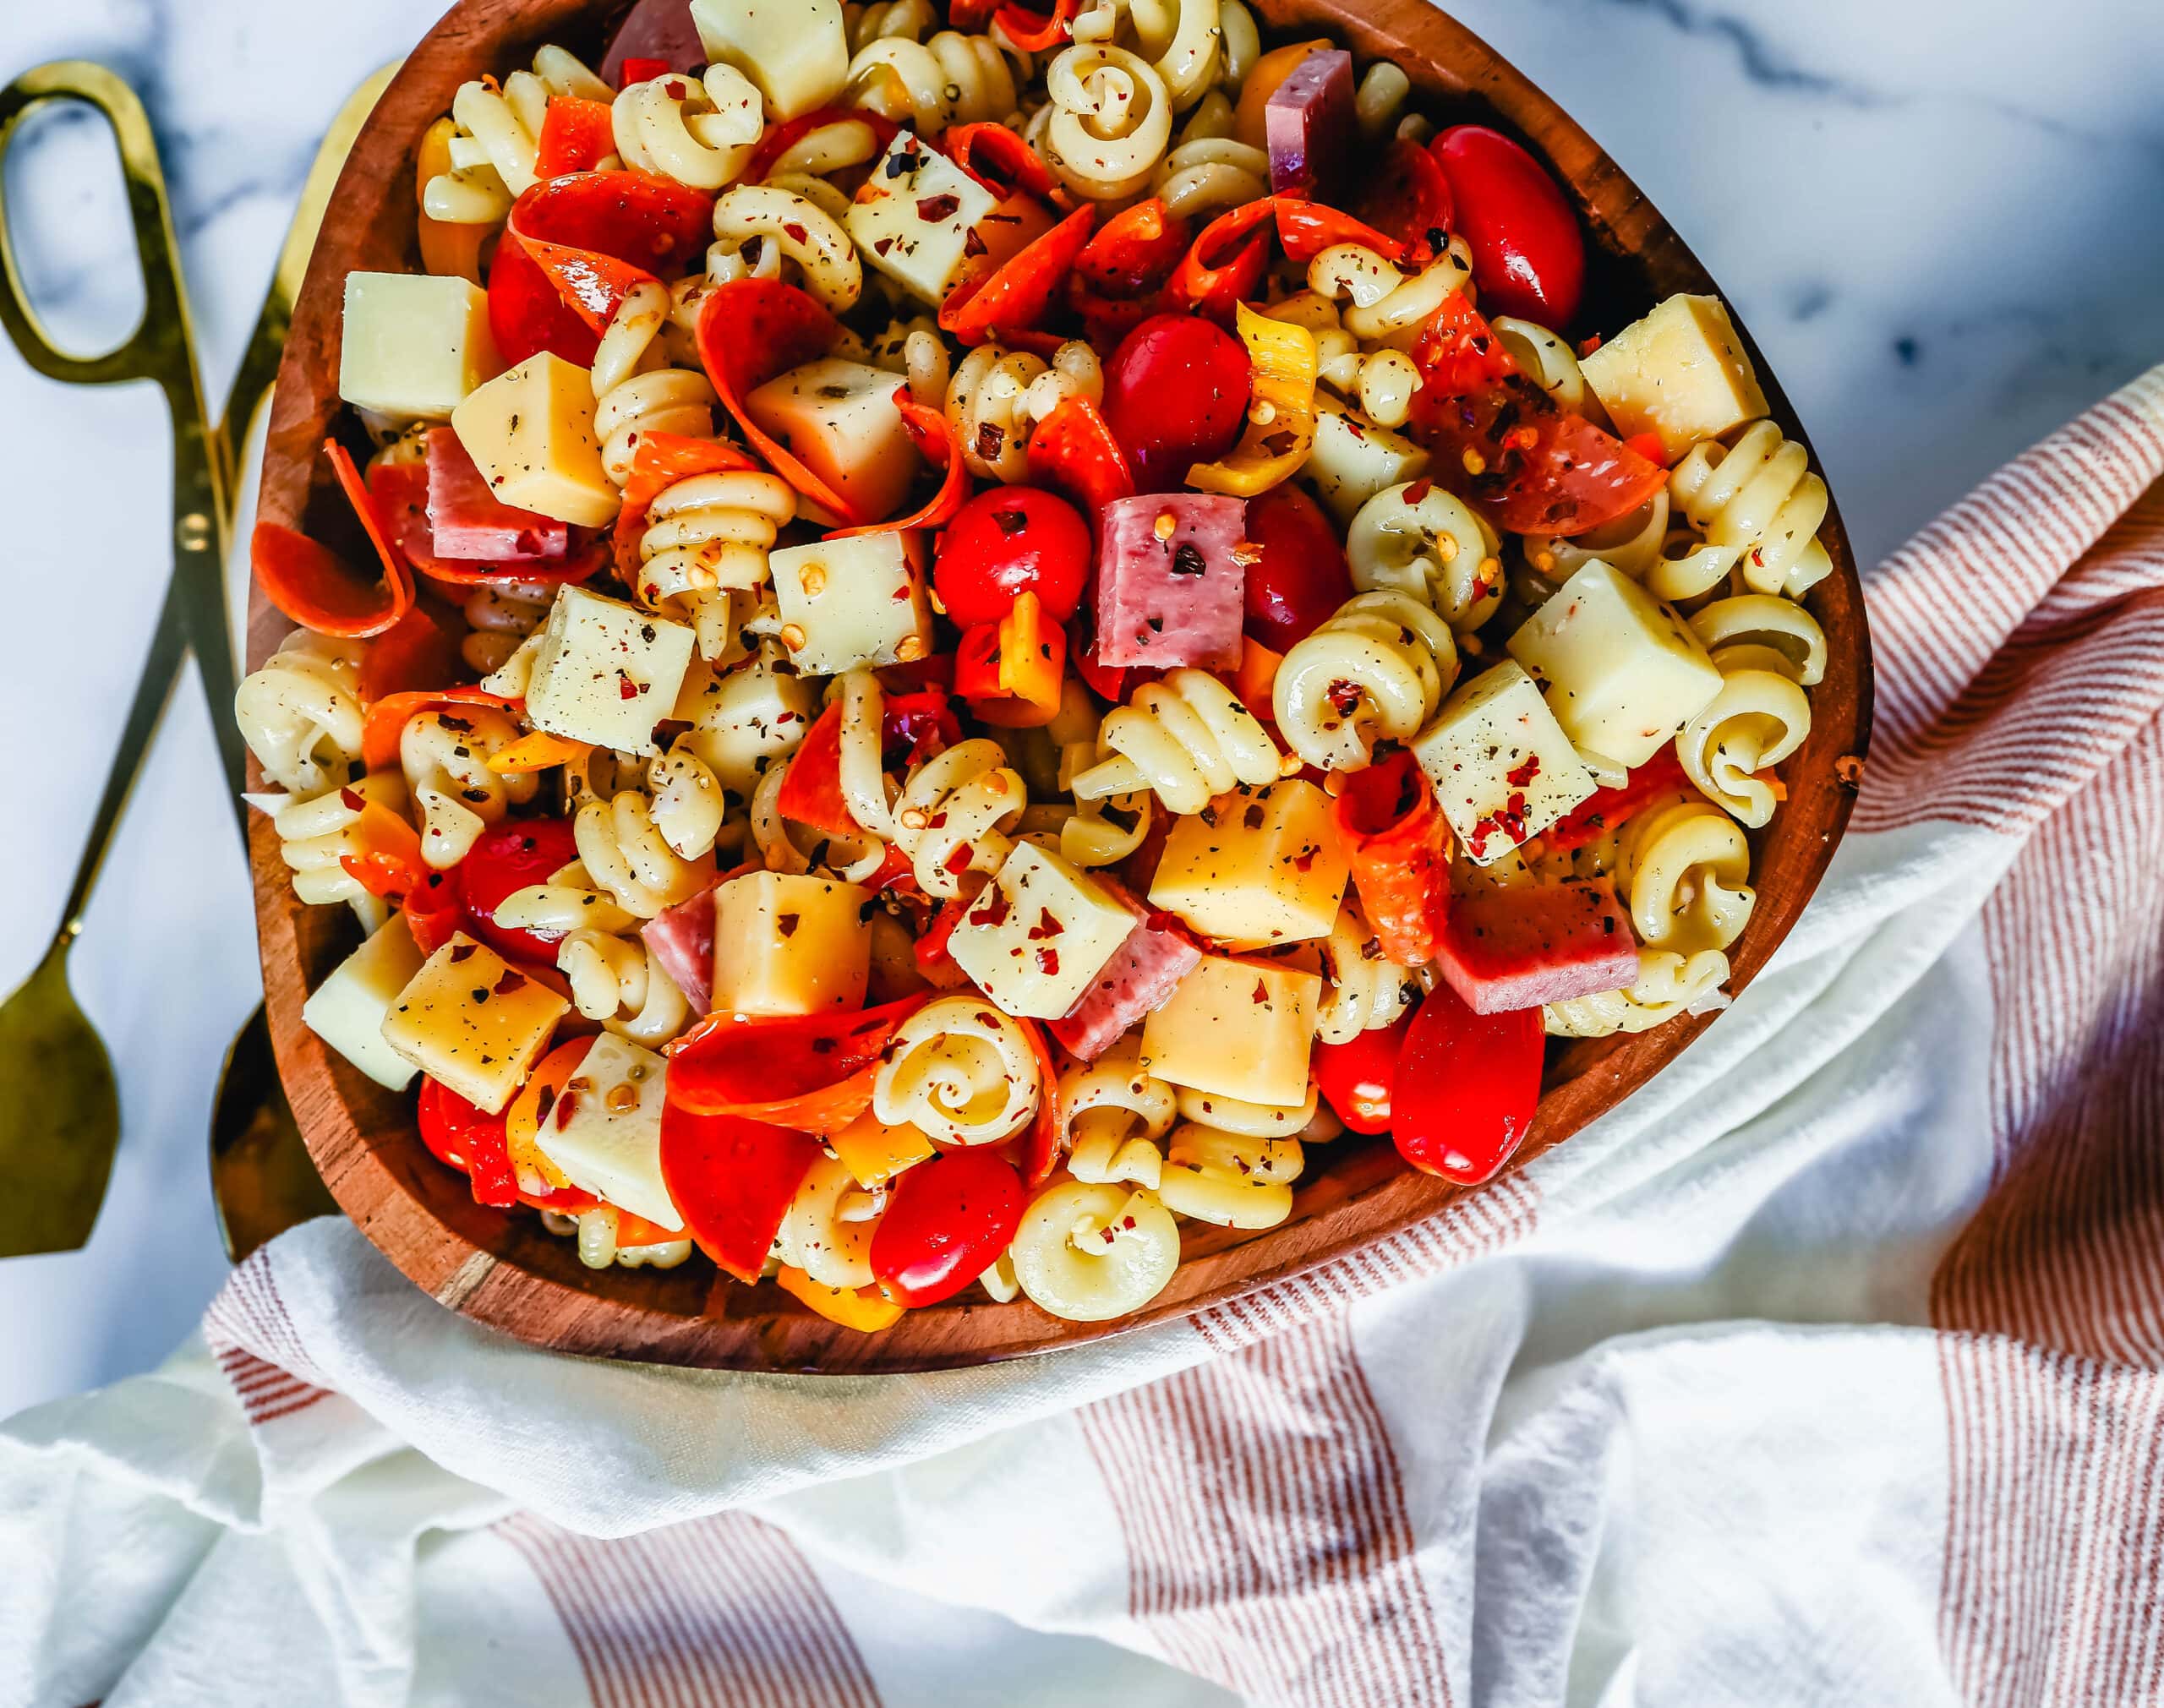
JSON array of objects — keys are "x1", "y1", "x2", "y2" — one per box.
[{"x1": 873, "y1": 996, "x2": 1042, "y2": 1144}]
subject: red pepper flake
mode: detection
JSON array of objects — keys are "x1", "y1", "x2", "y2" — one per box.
[
  {"x1": 1243, "y1": 803, "x2": 1266, "y2": 830},
  {"x1": 533, "y1": 1084, "x2": 555, "y2": 1125},
  {"x1": 944, "y1": 843, "x2": 977, "y2": 876},
  {"x1": 963, "y1": 226, "x2": 988, "y2": 258},
  {"x1": 969, "y1": 886, "x2": 1012, "y2": 928},
  {"x1": 1027, "y1": 908, "x2": 1062, "y2": 941},
  {"x1": 1036, "y1": 947, "x2": 1060, "y2": 975},
  {"x1": 493, "y1": 969, "x2": 527, "y2": 996},
  {"x1": 554, "y1": 1089, "x2": 579, "y2": 1132},
  {"x1": 339, "y1": 786, "x2": 365, "y2": 811},
  {"x1": 1506, "y1": 754, "x2": 1542, "y2": 788},
  {"x1": 783, "y1": 221, "x2": 809, "y2": 243},
  {"x1": 1402, "y1": 477, "x2": 1434, "y2": 506},
  {"x1": 448, "y1": 944, "x2": 478, "y2": 963},
  {"x1": 1252, "y1": 980, "x2": 1270, "y2": 1004},
  {"x1": 1292, "y1": 845, "x2": 1317, "y2": 873},
  {"x1": 777, "y1": 912, "x2": 801, "y2": 938},
  {"x1": 618, "y1": 674, "x2": 639, "y2": 701},
  {"x1": 915, "y1": 194, "x2": 960, "y2": 222}
]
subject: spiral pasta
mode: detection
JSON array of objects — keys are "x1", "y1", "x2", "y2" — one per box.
[
  {"x1": 560, "y1": 928, "x2": 694, "y2": 1046},
  {"x1": 1522, "y1": 490, "x2": 1672, "y2": 589},
  {"x1": 613, "y1": 64, "x2": 763, "y2": 190},
  {"x1": 575, "y1": 790, "x2": 718, "y2": 916},
  {"x1": 710, "y1": 184, "x2": 862, "y2": 314},
  {"x1": 1049, "y1": 681, "x2": 1152, "y2": 869},
  {"x1": 1691, "y1": 594, "x2": 1828, "y2": 688},
  {"x1": 490, "y1": 857, "x2": 639, "y2": 938},
  {"x1": 1675, "y1": 651, "x2": 1812, "y2": 830},
  {"x1": 255, "y1": 771, "x2": 409, "y2": 930},
  {"x1": 872, "y1": 995, "x2": 1043, "y2": 1145},
  {"x1": 591, "y1": 281, "x2": 721, "y2": 486},
  {"x1": 1273, "y1": 589, "x2": 1458, "y2": 772},
  {"x1": 1313, "y1": 902, "x2": 1418, "y2": 1044},
  {"x1": 1058, "y1": 1037, "x2": 1175, "y2": 1188},
  {"x1": 1154, "y1": 1122, "x2": 1303, "y2": 1229},
  {"x1": 1354, "y1": 61, "x2": 1413, "y2": 140},
  {"x1": 568, "y1": 1204, "x2": 696, "y2": 1270},
  {"x1": 1008, "y1": 1180, "x2": 1182, "y2": 1321},
  {"x1": 1491, "y1": 316, "x2": 1596, "y2": 417},
  {"x1": 1669, "y1": 420, "x2": 1833, "y2": 600},
  {"x1": 891, "y1": 739, "x2": 1028, "y2": 898},
  {"x1": 848, "y1": 30, "x2": 1021, "y2": 134},
  {"x1": 1308, "y1": 237, "x2": 1476, "y2": 344},
  {"x1": 458, "y1": 583, "x2": 553, "y2": 676},
  {"x1": 846, "y1": 0, "x2": 939, "y2": 50},
  {"x1": 235, "y1": 630, "x2": 365, "y2": 795},
  {"x1": 1124, "y1": 0, "x2": 1223, "y2": 107},
  {"x1": 1039, "y1": 44, "x2": 1173, "y2": 202},
  {"x1": 774, "y1": 1154, "x2": 883, "y2": 1288},
  {"x1": 1152, "y1": 127, "x2": 1267, "y2": 220},
  {"x1": 1174, "y1": 1081, "x2": 1323, "y2": 1139},
  {"x1": 865, "y1": 314, "x2": 953, "y2": 409},
  {"x1": 631, "y1": 464, "x2": 796, "y2": 662},
  {"x1": 647, "y1": 745, "x2": 728, "y2": 860},
  {"x1": 423, "y1": 47, "x2": 614, "y2": 221},
  {"x1": 945, "y1": 341, "x2": 1103, "y2": 483},
  {"x1": 400, "y1": 705, "x2": 537, "y2": 869},
  {"x1": 1609, "y1": 794, "x2": 1755, "y2": 959},
  {"x1": 1545, "y1": 948, "x2": 1731, "y2": 1038},
  {"x1": 1345, "y1": 479, "x2": 1503, "y2": 632},
  {"x1": 1069, "y1": 668, "x2": 1285, "y2": 817}
]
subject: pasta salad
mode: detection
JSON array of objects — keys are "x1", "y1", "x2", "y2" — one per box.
[{"x1": 238, "y1": 0, "x2": 1836, "y2": 1329}]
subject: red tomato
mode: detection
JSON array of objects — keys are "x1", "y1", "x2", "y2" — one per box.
[
  {"x1": 1430, "y1": 126, "x2": 1586, "y2": 327},
  {"x1": 1313, "y1": 1010, "x2": 1411, "y2": 1136},
  {"x1": 1391, "y1": 983, "x2": 1544, "y2": 1184},
  {"x1": 1101, "y1": 312, "x2": 1252, "y2": 487},
  {"x1": 417, "y1": 1078, "x2": 519, "y2": 1207},
  {"x1": 1241, "y1": 483, "x2": 1352, "y2": 650},
  {"x1": 934, "y1": 486, "x2": 1092, "y2": 626},
  {"x1": 869, "y1": 1148, "x2": 1025, "y2": 1307},
  {"x1": 455, "y1": 817, "x2": 581, "y2": 964},
  {"x1": 1358, "y1": 137, "x2": 1455, "y2": 261}
]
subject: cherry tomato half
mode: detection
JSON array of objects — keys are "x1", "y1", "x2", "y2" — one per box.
[
  {"x1": 1430, "y1": 125, "x2": 1586, "y2": 328},
  {"x1": 869, "y1": 1147, "x2": 1025, "y2": 1307},
  {"x1": 455, "y1": 816, "x2": 581, "y2": 965},
  {"x1": 1101, "y1": 312, "x2": 1252, "y2": 488},
  {"x1": 934, "y1": 486, "x2": 1092, "y2": 627},
  {"x1": 1241, "y1": 483, "x2": 1352, "y2": 651},
  {"x1": 1312, "y1": 1008, "x2": 1412, "y2": 1136},
  {"x1": 1391, "y1": 982, "x2": 1544, "y2": 1185}
]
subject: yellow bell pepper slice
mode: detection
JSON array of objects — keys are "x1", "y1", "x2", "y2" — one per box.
[
  {"x1": 956, "y1": 591, "x2": 1067, "y2": 728},
  {"x1": 777, "y1": 1266, "x2": 907, "y2": 1332},
  {"x1": 417, "y1": 117, "x2": 489, "y2": 285},
  {"x1": 487, "y1": 731, "x2": 594, "y2": 775},
  {"x1": 1187, "y1": 303, "x2": 1320, "y2": 499},
  {"x1": 827, "y1": 1107, "x2": 937, "y2": 1190}
]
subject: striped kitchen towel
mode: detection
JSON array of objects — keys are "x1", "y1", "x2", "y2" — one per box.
[{"x1": 4, "y1": 363, "x2": 2161, "y2": 1708}]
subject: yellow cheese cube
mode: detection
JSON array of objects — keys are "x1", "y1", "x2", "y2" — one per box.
[
  {"x1": 1149, "y1": 779, "x2": 1350, "y2": 948},
  {"x1": 1413, "y1": 662, "x2": 1598, "y2": 865},
  {"x1": 1507, "y1": 560, "x2": 1724, "y2": 767},
  {"x1": 532, "y1": 1033, "x2": 681, "y2": 1232},
  {"x1": 524, "y1": 586, "x2": 697, "y2": 757},
  {"x1": 746, "y1": 357, "x2": 921, "y2": 525},
  {"x1": 302, "y1": 914, "x2": 427, "y2": 1090},
  {"x1": 1140, "y1": 955, "x2": 1320, "y2": 1108},
  {"x1": 947, "y1": 843, "x2": 1139, "y2": 1019},
  {"x1": 848, "y1": 133, "x2": 1001, "y2": 305},
  {"x1": 691, "y1": 0, "x2": 849, "y2": 120},
  {"x1": 380, "y1": 933, "x2": 571, "y2": 1114},
  {"x1": 1302, "y1": 398, "x2": 1430, "y2": 526},
  {"x1": 676, "y1": 647, "x2": 818, "y2": 798},
  {"x1": 768, "y1": 531, "x2": 932, "y2": 676},
  {"x1": 826, "y1": 1107, "x2": 937, "y2": 1187},
  {"x1": 338, "y1": 271, "x2": 501, "y2": 420},
  {"x1": 1579, "y1": 294, "x2": 1769, "y2": 464},
  {"x1": 449, "y1": 352, "x2": 620, "y2": 527},
  {"x1": 712, "y1": 870, "x2": 872, "y2": 1015}
]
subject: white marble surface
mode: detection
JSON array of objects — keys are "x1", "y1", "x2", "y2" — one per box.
[{"x1": 0, "y1": 0, "x2": 2158, "y2": 1421}]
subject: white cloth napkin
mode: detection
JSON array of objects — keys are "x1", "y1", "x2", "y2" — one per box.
[{"x1": 7, "y1": 364, "x2": 2162, "y2": 1708}]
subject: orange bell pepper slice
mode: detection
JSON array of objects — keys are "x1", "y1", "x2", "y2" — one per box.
[
  {"x1": 359, "y1": 685, "x2": 520, "y2": 772},
  {"x1": 416, "y1": 117, "x2": 487, "y2": 284},
  {"x1": 695, "y1": 278, "x2": 867, "y2": 527},
  {"x1": 777, "y1": 1265, "x2": 907, "y2": 1331},
  {"x1": 335, "y1": 799, "x2": 428, "y2": 902}
]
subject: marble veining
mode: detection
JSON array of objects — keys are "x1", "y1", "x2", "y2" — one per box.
[{"x1": 0, "y1": 0, "x2": 2159, "y2": 1417}]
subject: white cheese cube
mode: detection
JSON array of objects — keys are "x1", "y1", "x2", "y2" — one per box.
[
  {"x1": 1140, "y1": 955, "x2": 1319, "y2": 1108},
  {"x1": 531, "y1": 1033, "x2": 682, "y2": 1232},
  {"x1": 691, "y1": 0, "x2": 849, "y2": 120},
  {"x1": 848, "y1": 134, "x2": 1002, "y2": 305},
  {"x1": 525, "y1": 586, "x2": 696, "y2": 757},
  {"x1": 948, "y1": 843, "x2": 1139, "y2": 1019},
  {"x1": 338, "y1": 272, "x2": 501, "y2": 420},
  {"x1": 380, "y1": 933, "x2": 571, "y2": 1113},
  {"x1": 1579, "y1": 294, "x2": 1768, "y2": 465},
  {"x1": 746, "y1": 357, "x2": 921, "y2": 525},
  {"x1": 1507, "y1": 560, "x2": 1724, "y2": 768},
  {"x1": 676, "y1": 649, "x2": 817, "y2": 798},
  {"x1": 1302, "y1": 398, "x2": 1431, "y2": 527},
  {"x1": 1412, "y1": 661, "x2": 1597, "y2": 865},
  {"x1": 302, "y1": 914, "x2": 427, "y2": 1090},
  {"x1": 768, "y1": 532, "x2": 932, "y2": 676},
  {"x1": 449, "y1": 352, "x2": 620, "y2": 527},
  {"x1": 712, "y1": 870, "x2": 872, "y2": 1015},
  {"x1": 1149, "y1": 779, "x2": 1350, "y2": 948}
]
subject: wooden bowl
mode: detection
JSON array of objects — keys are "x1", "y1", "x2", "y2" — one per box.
[{"x1": 249, "y1": 0, "x2": 1872, "y2": 1372}]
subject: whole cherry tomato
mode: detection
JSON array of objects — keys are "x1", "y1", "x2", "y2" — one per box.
[
  {"x1": 869, "y1": 1147, "x2": 1025, "y2": 1307},
  {"x1": 1430, "y1": 125, "x2": 1586, "y2": 328},
  {"x1": 934, "y1": 486, "x2": 1092, "y2": 627},
  {"x1": 1101, "y1": 312, "x2": 1252, "y2": 487},
  {"x1": 1391, "y1": 982, "x2": 1544, "y2": 1184},
  {"x1": 455, "y1": 816, "x2": 581, "y2": 965},
  {"x1": 1241, "y1": 483, "x2": 1353, "y2": 650},
  {"x1": 1313, "y1": 1008, "x2": 1413, "y2": 1136},
  {"x1": 417, "y1": 1077, "x2": 519, "y2": 1207}
]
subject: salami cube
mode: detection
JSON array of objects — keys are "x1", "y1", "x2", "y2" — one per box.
[
  {"x1": 1433, "y1": 878, "x2": 1640, "y2": 1014},
  {"x1": 641, "y1": 880, "x2": 719, "y2": 1015},
  {"x1": 425, "y1": 427, "x2": 570, "y2": 562},
  {"x1": 1094, "y1": 493, "x2": 1248, "y2": 669},
  {"x1": 1050, "y1": 875, "x2": 1203, "y2": 1061},
  {"x1": 1265, "y1": 50, "x2": 1356, "y2": 198}
]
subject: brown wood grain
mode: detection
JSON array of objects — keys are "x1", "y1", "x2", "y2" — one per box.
[{"x1": 248, "y1": 0, "x2": 1873, "y2": 1373}]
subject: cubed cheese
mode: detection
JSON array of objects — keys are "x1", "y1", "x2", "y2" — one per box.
[
  {"x1": 302, "y1": 914, "x2": 427, "y2": 1090},
  {"x1": 848, "y1": 133, "x2": 1000, "y2": 306},
  {"x1": 1579, "y1": 293, "x2": 1769, "y2": 464},
  {"x1": 712, "y1": 870, "x2": 872, "y2": 1015},
  {"x1": 449, "y1": 352, "x2": 620, "y2": 527},
  {"x1": 1302, "y1": 398, "x2": 1430, "y2": 526},
  {"x1": 380, "y1": 933, "x2": 571, "y2": 1113},
  {"x1": 768, "y1": 532, "x2": 932, "y2": 675},
  {"x1": 1139, "y1": 954, "x2": 1320, "y2": 1107},
  {"x1": 524, "y1": 586, "x2": 697, "y2": 756},
  {"x1": 1149, "y1": 779, "x2": 1350, "y2": 948},
  {"x1": 826, "y1": 1106, "x2": 937, "y2": 1188},
  {"x1": 1095, "y1": 494, "x2": 1249, "y2": 668},
  {"x1": 746, "y1": 357, "x2": 921, "y2": 524},
  {"x1": 691, "y1": 0, "x2": 849, "y2": 120},
  {"x1": 1412, "y1": 661, "x2": 1598, "y2": 864},
  {"x1": 947, "y1": 843, "x2": 1140, "y2": 1019},
  {"x1": 338, "y1": 271, "x2": 501, "y2": 420},
  {"x1": 1506, "y1": 560, "x2": 1724, "y2": 767},
  {"x1": 676, "y1": 649, "x2": 817, "y2": 796},
  {"x1": 531, "y1": 1033, "x2": 682, "y2": 1231}
]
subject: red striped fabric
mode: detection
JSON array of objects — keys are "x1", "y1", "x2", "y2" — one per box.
[
  {"x1": 202, "y1": 1249, "x2": 330, "y2": 1426},
  {"x1": 495, "y1": 1509, "x2": 883, "y2": 1708},
  {"x1": 1079, "y1": 1313, "x2": 1451, "y2": 1708}
]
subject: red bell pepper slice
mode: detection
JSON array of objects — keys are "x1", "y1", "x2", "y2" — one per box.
[
  {"x1": 1542, "y1": 749, "x2": 1692, "y2": 854},
  {"x1": 1018, "y1": 1017, "x2": 1063, "y2": 1187},
  {"x1": 826, "y1": 387, "x2": 972, "y2": 538},
  {"x1": 614, "y1": 432, "x2": 764, "y2": 585},
  {"x1": 1271, "y1": 198, "x2": 1410, "y2": 265},
  {"x1": 948, "y1": 0, "x2": 1000, "y2": 25},
  {"x1": 940, "y1": 121, "x2": 1061, "y2": 202},
  {"x1": 912, "y1": 889, "x2": 976, "y2": 988},
  {"x1": 505, "y1": 169, "x2": 713, "y2": 337},
  {"x1": 367, "y1": 460, "x2": 609, "y2": 590},
  {"x1": 360, "y1": 685, "x2": 520, "y2": 772},
  {"x1": 992, "y1": 0, "x2": 1082, "y2": 52},
  {"x1": 1074, "y1": 197, "x2": 1189, "y2": 297},
  {"x1": 357, "y1": 603, "x2": 464, "y2": 705},
  {"x1": 694, "y1": 279, "x2": 868, "y2": 527},
  {"x1": 1331, "y1": 750, "x2": 1452, "y2": 966},
  {"x1": 1357, "y1": 137, "x2": 1456, "y2": 264},
  {"x1": 659, "y1": 1103, "x2": 826, "y2": 1283},
  {"x1": 954, "y1": 591, "x2": 1066, "y2": 728},
  {"x1": 1391, "y1": 983, "x2": 1543, "y2": 1186},
  {"x1": 665, "y1": 994, "x2": 932, "y2": 1127},
  {"x1": 534, "y1": 95, "x2": 619, "y2": 178},
  {"x1": 1026, "y1": 396, "x2": 1136, "y2": 516},
  {"x1": 1167, "y1": 197, "x2": 1278, "y2": 319},
  {"x1": 771, "y1": 701, "x2": 861, "y2": 840},
  {"x1": 402, "y1": 870, "x2": 467, "y2": 955},
  {"x1": 744, "y1": 107, "x2": 899, "y2": 188},
  {"x1": 869, "y1": 1147, "x2": 1026, "y2": 1307},
  {"x1": 489, "y1": 231, "x2": 605, "y2": 366},
  {"x1": 419, "y1": 1078, "x2": 522, "y2": 1208},
  {"x1": 939, "y1": 204, "x2": 1096, "y2": 349}
]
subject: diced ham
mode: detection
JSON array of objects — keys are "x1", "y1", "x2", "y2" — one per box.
[
  {"x1": 642, "y1": 881, "x2": 717, "y2": 1014},
  {"x1": 1094, "y1": 493, "x2": 1248, "y2": 669},
  {"x1": 425, "y1": 428, "x2": 570, "y2": 562},
  {"x1": 1265, "y1": 50, "x2": 1356, "y2": 198},
  {"x1": 1050, "y1": 875, "x2": 1203, "y2": 1061},
  {"x1": 1433, "y1": 877, "x2": 1640, "y2": 1014}
]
